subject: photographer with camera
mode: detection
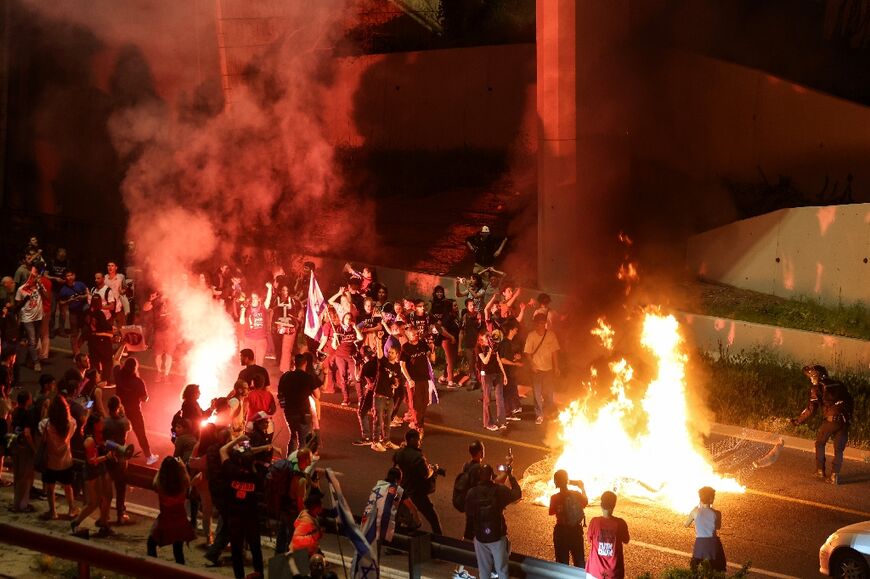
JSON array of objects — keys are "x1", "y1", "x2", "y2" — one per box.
[
  {"x1": 465, "y1": 460, "x2": 522, "y2": 579},
  {"x1": 392, "y1": 429, "x2": 443, "y2": 535}
]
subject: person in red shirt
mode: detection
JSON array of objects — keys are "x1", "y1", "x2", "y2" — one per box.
[
  {"x1": 586, "y1": 491, "x2": 630, "y2": 579},
  {"x1": 548, "y1": 469, "x2": 588, "y2": 567}
]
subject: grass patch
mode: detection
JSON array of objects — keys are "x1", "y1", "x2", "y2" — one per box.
[
  {"x1": 693, "y1": 346, "x2": 870, "y2": 449},
  {"x1": 683, "y1": 281, "x2": 870, "y2": 340}
]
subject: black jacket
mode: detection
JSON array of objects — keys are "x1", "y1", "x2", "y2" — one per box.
[
  {"x1": 465, "y1": 476, "x2": 521, "y2": 543},
  {"x1": 797, "y1": 378, "x2": 853, "y2": 425},
  {"x1": 393, "y1": 445, "x2": 429, "y2": 496}
]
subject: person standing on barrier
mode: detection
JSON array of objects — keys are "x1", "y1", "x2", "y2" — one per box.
[
  {"x1": 549, "y1": 469, "x2": 588, "y2": 568},
  {"x1": 790, "y1": 364, "x2": 853, "y2": 485},
  {"x1": 465, "y1": 463, "x2": 522, "y2": 579},
  {"x1": 586, "y1": 491, "x2": 630, "y2": 579},
  {"x1": 393, "y1": 429, "x2": 443, "y2": 535}
]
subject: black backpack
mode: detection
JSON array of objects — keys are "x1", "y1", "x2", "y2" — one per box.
[{"x1": 474, "y1": 486, "x2": 503, "y2": 540}]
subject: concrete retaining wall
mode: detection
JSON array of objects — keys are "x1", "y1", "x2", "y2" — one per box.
[
  {"x1": 686, "y1": 204, "x2": 870, "y2": 307},
  {"x1": 680, "y1": 312, "x2": 870, "y2": 376}
]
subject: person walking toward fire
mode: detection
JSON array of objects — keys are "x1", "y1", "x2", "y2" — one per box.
[{"x1": 790, "y1": 365, "x2": 853, "y2": 485}]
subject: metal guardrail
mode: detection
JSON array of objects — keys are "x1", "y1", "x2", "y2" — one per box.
[
  {"x1": 0, "y1": 522, "x2": 221, "y2": 579},
  {"x1": 123, "y1": 463, "x2": 583, "y2": 578}
]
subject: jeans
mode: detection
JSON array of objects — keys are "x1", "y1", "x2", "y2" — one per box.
[
  {"x1": 275, "y1": 511, "x2": 298, "y2": 554},
  {"x1": 816, "y1": 420, "x2": 849, "y2": 474},
  {"x1": 554, "y1": 524, "x2": 585, "y2": 567},
  {"x1": 474, "y1": 536, "x2": 510, "y2": 578},
  {"x1": 481, "y1": 372, "x2": 506, "y2": 427},
  {"x1": 373, "y1": 395, "x2": 394, "y2": 442},
  {"x1": 206, "y1": 510, "x2": 229, "y2": 561},
  {"x1": 334, "y1": 355, "x2": 358, "y2": 403},
  {"x1": 87, "y1": 336, "x2": 114, "y2": 384},
  {"x1": 532, "y1": 370, "x2": 555, "y2": 419},
  {"x1": 21, "y1": 321, "x2": 40, "y2": 365},
  {"x1": 504, "y1": 372, "x2": 520, "y2": 413},
  {"x1": 285, "y1": 413, "x2": 312, "y2": 454},
  {"x1": 463, "y1": 348, "x2": 479, "y2": 387},
  {"x1": 107, "y1": 460, "x2": 128, "y2": 518},
  {"x1": 358, "y1": 388, "x2": 375, "y2": 439},
  {"x1": 409, "y1": 380, "x2": 430, "y2": 428}
]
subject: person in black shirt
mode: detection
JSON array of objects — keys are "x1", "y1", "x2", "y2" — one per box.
[
  {"x1": 115, "y1": 357, "x2": 158, "y2": 465},
  {"x1": 219, "y1": 435, "x2": 264, "y2": 579},
  {"x1": 466, "y1": 225, "x2": 507, "y2": 270},
  {"x1": 430, "y1": 288, "x2": 458, "y2": 388},
  {"x1": 372, "y1": 336, "x2": 402, "y2": 452},
  {"x1": 333, "y1": 312, "x2": 363, "y2": 406},
  {"x1": 475, "y1": 331, "x2": 508, "y2": 431},
  {"x1": 277, "y1": 354, "x2": 320, "y2": 454},
  {"x1": 466, "y1": 463, "x2": 522, "y2": 579},
  {"x1": 459, "y1": 299, "x2": 482, "y2": 390},
  {"x1": 83, "y1": 295, "x2": 114, "y2": 385},
  {"x1": 400, "y1": 326, "x2": 436, "y2": 433},
  {"x1": 497, "y1": 320, "x2": 523, "y2": 419},
  {"x1": 354, "y1": 347, "x2": 378, "y2": 447},
  {"x1": 393, "y1": 429, "x2": 442, "y2": 535},
  {"x1": 237, "y1": 348, "x2": 270, "y2": 389}
]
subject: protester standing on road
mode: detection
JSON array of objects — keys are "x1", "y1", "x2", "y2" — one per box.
[
  {"x1": 791, "y1": 365, "x2": 853, "y2": 485},
  {"x1": 147, "y1": 456, "x2": 196, "y2": 565},
  {"x1": 115, "y1": 357, "x2": 158, "y2": 465},
  {"x1": 393, "y1": 429, "x2": 443, "y2": 535},
  {"x1": 523, "y1": 313, "x2": 560, "y2": 425},
  {"x1": 684, "y1": 486, "x2": 726, "y2": 572},
  {"x1": 278, "y1": 354, "x2": 321, "y2": 454},
  {"x1": 102, "y1": 396, "x2": 133, "y2": 525},
  {"x1": 549, "y1": 469, "x2": 588, "y2": 568},
  {"x1": 465, "y1": 463, "x2": 522, "y2": 579},
  {"x1": 586, "y1": 491, "x2": 630, "y2": 579}
]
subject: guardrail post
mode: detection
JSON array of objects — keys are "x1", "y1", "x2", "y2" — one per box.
[{"x1": 407, "y1": 530, "x2": 431, "y2": 579}]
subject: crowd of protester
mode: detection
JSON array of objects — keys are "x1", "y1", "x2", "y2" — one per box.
[{"x1": 0, "y1": 231, "x2": 730, "y2": 579}]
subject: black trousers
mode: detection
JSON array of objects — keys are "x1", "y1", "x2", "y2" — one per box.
[
  {"x1": 125, "y1": 407, "x2": 152, "y2": 457},
  {"x1": 147, "y1": 536, "x2": 184, "y2": 564},
  {"x1": 106, "y1": 460, "x2": 127, "y2": 518},
  {"x1": 553, "y1": 523, "x2": 585, "y2": 567},
  {"x1": 816, "y1": 420, "x2": 849, "y2": 474},
  {"x1": 87, "y1": 336, "x2": 113, "y2": 383},
  {"x1": 409, "y1": 491, "x2": 442, "y2": 535},
  {"x1": 228, "y1": 513, "x2": 263, "y2": 579}
]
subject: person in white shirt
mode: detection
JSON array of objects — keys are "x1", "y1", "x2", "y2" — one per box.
[
  {"x1": 104, "y1": 262, "x2": 127, "y2": 326},
  {"x1": 523, "y1": 312, "x2": 560, "y2": 425},
  {"x1": 684, "y1": 486, "x2": 726, "y2": 572},
  {"x1": 15, "y1": 269, "x2": 46, "y2": 372}
]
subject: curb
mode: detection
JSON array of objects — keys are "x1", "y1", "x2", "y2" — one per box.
[{"x1": 710, "y1": 422, "x2": 870, "y2": 463}]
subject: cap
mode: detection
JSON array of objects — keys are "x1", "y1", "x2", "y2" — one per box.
[
  {"x1": 481, "y1": 225, "x2": 490, "y2": 233},
  {"x1": 253, "y1": 411, "x2": 270, "y2": 422}
]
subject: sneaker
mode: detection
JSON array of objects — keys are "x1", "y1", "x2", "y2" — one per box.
[
  {"x1": 485, "y1": 424, "x2": 499, "y2": 432},
  {"x1": 499, "y1": 424, "x2": 507, "y2": 430},
  {"x1": 146, "y1": 454, "x2": 159, "y2": 466},
  {"x1": 352, "y1": 438, "x2": 372, "y2": 447},
  {"x1": 814, "y1": 468, "x2": 825, "y2": 479},
  {"x1": 511, "y1": 407, "x2": 522, "y2": 415},
  {"x1": 535, "y1": 416, "x2": 544, "y2": 425},
  {"x1": 371, "y1": 441, "x2": 387, "y2": 452},
  {"x1": 390, "y1": 417, "x2": 404, "y2": 427},
  {"x1": 385, "y1": 441, "x2": 400, "y2": 450},
  {"x1": 438, "y1": 376, "x2": 448, "y2": 384},
  {"x1": 116, "y1": 513, "x2": 132, "y2": 525},
  {"x1": 446, "y1": 382, "x2": 461, "y2": 390},
  {"x1": 453, "y1": 570, "x2": 476, "y2": 579},
  {"x1": 826, "y1": 473, "x2": 840, "y2": 485},
  {"x1": 506, "y1": 416, "x2": 521, "y2": 422},
  {"x1": 34, "y1": 362, "x2": 42, "y2": 373}
]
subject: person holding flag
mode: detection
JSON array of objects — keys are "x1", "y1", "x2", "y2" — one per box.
[
  {"x1": 322, "y1": 468, "x2": 379, "y2": 579},
  {"x1": 360, "y1": 467, "x2": 420, "y2": 561}
]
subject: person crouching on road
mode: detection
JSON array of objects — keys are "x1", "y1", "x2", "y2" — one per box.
[
  {"x1": 465, "y1": 463, "x2": 522, "y2": 579},
  {"x1": 685, "y1": 486, "x2": 726, "y2": 572}
]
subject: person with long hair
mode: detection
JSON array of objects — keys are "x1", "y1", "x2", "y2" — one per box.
[
  {"x1": 115, "y1": 357, "x2": 157, "y2": 465},
  {"x1": 40, "y1": 395, "x2": 78, "y2": 520},
  {"x1": 148, "y1": 456, "x2": 195, "y2": 564},
  {"x1": 70, "y1": 411, "x2": 112, "y2": 536}
]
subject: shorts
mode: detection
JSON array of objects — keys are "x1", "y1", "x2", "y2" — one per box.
[{"x1": 43, "y1": 466, "x2": 75, "y2": 486}]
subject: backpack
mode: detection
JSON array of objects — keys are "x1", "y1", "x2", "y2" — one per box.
[
  {"x1": 474, "y1": 486, "x2": 503, "y2": 540},
  {"x1": 452, "y1": 464, "x2": 474, "y2": 513},
  {"x1": 560, "y1": 491, "x2": 586, "y2": 527},
  {"x1": 169, "y1": 409, "x2": 183, "y2": 443},
  {"x1": 264, "y1": 459, "x2": 296, "y2": 519}
]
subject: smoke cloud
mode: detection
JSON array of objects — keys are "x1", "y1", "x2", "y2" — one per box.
[{"x1": 23, "y1": 0, "x2": 374, "y2": 398}]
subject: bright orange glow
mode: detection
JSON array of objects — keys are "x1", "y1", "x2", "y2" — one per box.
[
  {"x1": 590, "y1": 318, "x2": 615, "y2": 351},
  {"x1": 817, "y1": 206, "x2": 836, "y2": 236},
  {"x1": 529, "y1": 312, "x2": 744, "y2": 513},
  {"x1": 814, "y1": 262, "x2": 824, "y2": 295}
]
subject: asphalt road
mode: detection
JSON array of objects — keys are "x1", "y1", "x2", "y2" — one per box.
[{"x1": 22, "y1": 343, "x2": 870, "y2": 578}]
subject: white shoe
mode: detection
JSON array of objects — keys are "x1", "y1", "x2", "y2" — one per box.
[
  {"x1": 452, "y1": 570, "x2": 476, "y2": 579},
  {"x1": 371, "y1": 441, "x2": 386, "y2": 452},
  {"x1": 485, "y1": 424, "x2": 499, "y2": 431},
  {"x1": 146, "y1": 454, "x2": 159, "y2": 466}
]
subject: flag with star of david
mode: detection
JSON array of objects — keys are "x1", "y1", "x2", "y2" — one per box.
[{"x1": 323, "y1": 469, "x2": 379, "y2": 578}]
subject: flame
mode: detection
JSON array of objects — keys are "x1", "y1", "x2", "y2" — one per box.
[
  {"x1": 172, "y1": 281, "x2": 237, "y2": 405},
  {"x1": 530, "y1": 311, "x2": 743, "y2": 513},
  {"x1": 590, "y1": 318, "x2": 615, "y2": 351}
]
